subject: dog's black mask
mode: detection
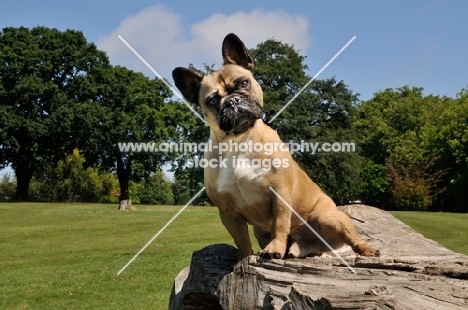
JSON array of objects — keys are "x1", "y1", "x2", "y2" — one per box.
[{"x1": 218, "y1": 94, "x2": 263, "y2": 134}]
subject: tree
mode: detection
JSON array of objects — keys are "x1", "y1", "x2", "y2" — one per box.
[
  {"x1": 354, "y1": 86, "x2": 461, "y2": 211},
  {"x1": 92, "y1": 66, "x2": 194, "y2": 209},
  {"x1": 0, "y1": 26, "x2": 109, "y2": 200}
]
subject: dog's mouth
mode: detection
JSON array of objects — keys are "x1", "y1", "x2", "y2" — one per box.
[{"x1": 218, "y1": 94, "x2": 263, "y2": 134}]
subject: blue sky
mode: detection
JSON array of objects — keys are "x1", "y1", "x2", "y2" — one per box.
[
  {"x1": 1, "y1": 0, "x2": 467, "y2": 177},
  {"x1": 1, "y1": 0, "x2": 467, "y2": 101}
]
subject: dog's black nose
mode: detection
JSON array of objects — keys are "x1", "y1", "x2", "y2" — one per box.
[{"x1": 226, "y1": 96, "x2": 240, "y2": 107}]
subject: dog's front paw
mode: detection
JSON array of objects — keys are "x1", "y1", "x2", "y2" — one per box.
[{"x1": 259, "y1": 239, "x2": 286, "y2": 259}]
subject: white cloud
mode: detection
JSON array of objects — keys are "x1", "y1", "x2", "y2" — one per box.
[
  {"x1": 97, "y1": 5, "x2": 311, "y2": 81},
  {"x1": 189, "y1": 9, "x2": 311, "y2": 60}
]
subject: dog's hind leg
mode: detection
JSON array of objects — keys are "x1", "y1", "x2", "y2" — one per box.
[
  {"x1": 335, "y1": 210, "x2": 380, "y2": 257},
  {"x1": 287, "y1": 205, "x2": 380, "y2": 258},
  {"x1": 315, "y1": 208, "x2": 380, "y2": 257}
]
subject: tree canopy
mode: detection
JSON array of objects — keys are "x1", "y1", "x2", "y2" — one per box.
[
  {"x1": 355, "y1": 86, "x2": 468, "y2": 211},
  {"x1": 0, "y1": 26, "x2": 109, "y2": 200}
]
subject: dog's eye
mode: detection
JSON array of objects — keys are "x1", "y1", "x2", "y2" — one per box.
[
  {"x1": 240, "y1": 79, "x2": 249, "y2": 88},
  {"x1": 208, "y1": 97, "x2": 218, "y2": 106},
  {"x1": 206, "y1": 92, "x2": 221, "y2": 108}
]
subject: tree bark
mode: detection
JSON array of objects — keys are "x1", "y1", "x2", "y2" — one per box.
[{"x1": 169, "y1": 205, "x2": 468, "y2": 309}]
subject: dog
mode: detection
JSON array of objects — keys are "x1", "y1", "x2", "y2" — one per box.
[{"x1": 172, "y1": 33, "x2": 379, "y2": 260}]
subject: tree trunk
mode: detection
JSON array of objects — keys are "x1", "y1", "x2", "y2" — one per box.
[
  {"x1": 13, "y1": 164, "x2": 35, "y2": 201},
  {"x1": 116, "y1": 152, "x2": 132, "y2": 210},
  {"x1": 118, "y1": 199, "x2": 132, "y2": 211},
  {"x1": 169, "y1": 205, "x2": 468, "y2": 309}
]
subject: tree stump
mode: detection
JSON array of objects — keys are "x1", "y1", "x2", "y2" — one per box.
[
  {"x1": 117, "y1": 199, "x2": 132, "y2": 211},
  {"x1": 169, "y1": 205, "x2": 468, "y2": 309}
]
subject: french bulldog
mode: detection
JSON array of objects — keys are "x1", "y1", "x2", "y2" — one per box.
[{"x1": 172, "y1": 33, "x2": 379, "y2": 260}]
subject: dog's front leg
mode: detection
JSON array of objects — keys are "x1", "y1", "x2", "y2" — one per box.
[
  {"x1": 260, "y1": 189, "x2": 291, "y2": 259},
  {"x1": 219, "y1": 209, "x2": 253, "y2": 260}
]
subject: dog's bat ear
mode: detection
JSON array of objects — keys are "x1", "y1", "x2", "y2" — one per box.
[
  {"x1": 172, "y1": 67, "x2": 204, "y2": 104},
  {"x1": 222, "y1": 33, "x2": 254, "y2": 70}
]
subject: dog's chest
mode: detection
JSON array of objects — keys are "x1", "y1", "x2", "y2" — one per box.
[{"x1": 216, "y1": 153, "x2": 268, "y2": 206}]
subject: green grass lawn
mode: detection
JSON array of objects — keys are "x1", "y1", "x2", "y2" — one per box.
[
  {"x1": 0, "y1": 203, "x2": 466, "y2": 309},
  {"x1": 390, "y1": 211, "x2": 468, "y2": 256},
  {"x1": 0, "y1": 203, "x2": 237, "y2": 309}
]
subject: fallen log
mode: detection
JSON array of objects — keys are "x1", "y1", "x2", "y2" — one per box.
[{"x1": 169, "y1": 205, "x2": 468, "y2": 309}]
